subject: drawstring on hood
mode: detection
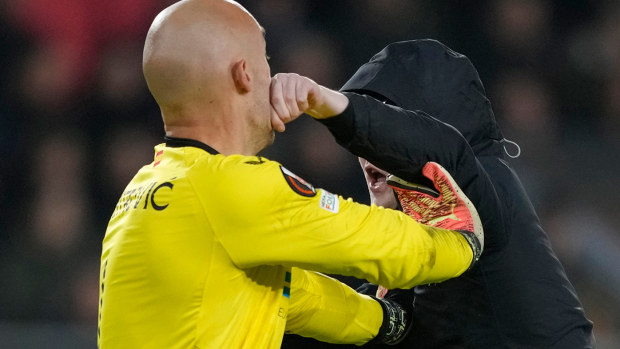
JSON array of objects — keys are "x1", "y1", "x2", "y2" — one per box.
[{"x1": 500, "y1": 138, "x2": 521, "y2": 158}]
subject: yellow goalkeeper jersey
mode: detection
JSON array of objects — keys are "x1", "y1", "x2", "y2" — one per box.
[{"x1": 98, "y1": 137, "x2": 473, "y2": 348}]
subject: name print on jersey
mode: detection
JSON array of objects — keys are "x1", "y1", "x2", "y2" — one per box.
[{"x1": 111, "y1": 178, "x2": 176, "y2": 218}]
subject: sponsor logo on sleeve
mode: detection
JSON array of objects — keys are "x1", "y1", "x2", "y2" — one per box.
[
  {"x1": 319, "y1": 190, "x2": 339, "y2": 213},
  {"x1": 280, "y1": 166, "x2": 316, "y2": 197}
]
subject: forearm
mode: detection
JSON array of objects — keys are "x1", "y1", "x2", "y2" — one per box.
[
  {"x1": 313, "y1": 92, "x2": 507, "y2": 250},
  {"x1": 275, "y1": 199, "x2": 473, "y2": 289},
  {"x1": 215, "y1": 159, "x2": 473, "y2": 288},
  {"x1": 286, "y1": 268, "x2": 382, "y2": 345},
  {"x1": 316, "y1": 92, "x2": 476, "y2": 179}
]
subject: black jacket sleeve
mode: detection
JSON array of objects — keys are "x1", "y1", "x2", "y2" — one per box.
[{"x1": 318, "y1": 92, "x2": 506, "y2": 250}]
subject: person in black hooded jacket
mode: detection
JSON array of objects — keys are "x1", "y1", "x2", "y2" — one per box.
[{"x1": 277, "y1": 39, "x2": 594, "y2": 348}]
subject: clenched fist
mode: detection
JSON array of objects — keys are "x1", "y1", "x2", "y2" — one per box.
[{"x1": 270, "y1": 73, "x2": 349, "y2": 132}]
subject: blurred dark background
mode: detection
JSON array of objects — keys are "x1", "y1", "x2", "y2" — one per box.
[{"x1": 0, "y1": 0, "x2": 619, "y2": 347}]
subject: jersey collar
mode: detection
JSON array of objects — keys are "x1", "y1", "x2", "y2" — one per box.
[{"x1": 164, "y1": 136, "x2": 220, "y2": 155}]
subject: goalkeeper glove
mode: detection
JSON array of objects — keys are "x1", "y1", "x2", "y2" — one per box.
[
  {"x1": 370, "y1": 295, "x2": 413, "y2": 345},
  {"x1": 387, "y1": 162, "x2": 484, "y2": 265},
  {"x1": 357, "y1": 283, "x2": 415, "y2": 345}
]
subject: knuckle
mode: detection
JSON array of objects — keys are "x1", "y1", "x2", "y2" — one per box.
[
  {"x1": 284, "y1": 95, "x2": 296, "y2": 104},
  {"x1": 297, "y1": 100, "x2": 309, "y2": 110}
]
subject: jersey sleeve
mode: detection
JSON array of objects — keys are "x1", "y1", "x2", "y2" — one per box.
[
  {"x1": 193, "y1": 156, "x2": 472, "y2": 290},
  {"x1": 284, "y1": 267, "x2": 381, "y2": 345}
]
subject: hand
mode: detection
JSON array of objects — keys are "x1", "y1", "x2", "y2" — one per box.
[
  {"x1": 269, "y1": 73, "x2": 349, "y2": 132},
  {"x1": 387, "y1": 162, "x2": 484, "y2": 265},
  {"x1": 356, "y1": 283, "x2": 415, "y2": 345},
  {"x1": 371, "y1": 294, "x2": 413, "y2": 345}
]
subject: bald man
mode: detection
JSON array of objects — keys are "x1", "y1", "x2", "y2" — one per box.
[{"x1": 97, "y1": 1, "x2": 483, "y2": 348}]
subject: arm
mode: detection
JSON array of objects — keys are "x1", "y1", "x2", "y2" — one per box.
[
  {"x1": 320, "y1": 92, "x2": 506, "y2": 250},
  {"x1": 285, "y1": 268, "x2": 381, "y2": 345},
  {"x1": 286, "y1": 268, "x2": 411, "y2": 345},
  {"x1": 319, "y1": 92, "x2": 472, "y2": 180},
  {"x1": 269, "y1": 74, "x2": 505, "y2": 250},
  {"x1": 196, "y1": 157, "x2": 474, "y2": 290}
]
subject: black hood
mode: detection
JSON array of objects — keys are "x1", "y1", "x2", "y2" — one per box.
[{"x1": 341, "y1": 39, "x2": 504, "y2": 156}]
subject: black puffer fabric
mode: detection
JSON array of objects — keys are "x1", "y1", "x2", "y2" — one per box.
[{"x1": 318, "y1": 39, "x2": 593, "y2": 348}]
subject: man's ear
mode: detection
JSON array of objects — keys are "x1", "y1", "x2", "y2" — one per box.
[{"x1": 232, "y1": 59, "x2": 251, "y2": 94}]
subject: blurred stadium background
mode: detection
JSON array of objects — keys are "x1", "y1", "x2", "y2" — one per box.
[{"x1": 1, "y1": 0, "x2": 619, "y2": 347}]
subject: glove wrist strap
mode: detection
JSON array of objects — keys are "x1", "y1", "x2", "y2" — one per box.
[
  {"x1": 370, "y1": 296, "x2": 410, "y2": 345},
  {"x1": 457, "y1": 229, "x2": 482, "y2": 268}
]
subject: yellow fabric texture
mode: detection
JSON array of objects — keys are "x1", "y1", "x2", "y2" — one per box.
[
  {"x1": 98, "y1": 143, "x2": 472, "y2": 348},
  {"x1": 286, "y1": 268, "x2": 382, "y2": 345}
]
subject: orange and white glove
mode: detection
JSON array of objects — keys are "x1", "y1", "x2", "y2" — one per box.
[{"x1": 376, "y1": 162, "x2": 483, "y2": 299}]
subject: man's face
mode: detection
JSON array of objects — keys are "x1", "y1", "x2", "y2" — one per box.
[{"x1": 359, "y1": 158, "x2": 398, "y2": 209}]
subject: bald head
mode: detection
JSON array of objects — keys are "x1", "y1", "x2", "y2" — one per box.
[
  {"x1": 144, "y1": 0, "x2": 265, "y2": 117},
  {"x1": 143, "y1": 0, "x2": 273, "y2": 154}
]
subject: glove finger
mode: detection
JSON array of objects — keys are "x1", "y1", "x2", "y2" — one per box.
[
  {"x1": 421, "y1": 162, "x2": 458, "y2": 200},
  {"x1": 421, "y1": 162, "x2": 484, "y2": 255},
  {"x1": 376, "y1": 285, "x2": 389, "y2": 299},
  {"x1": 387, "y1": 174, "x2": 439, "y2": 198},
  {"x1": 386, "y1": 175, "x2": 436, "y2": 222}
]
